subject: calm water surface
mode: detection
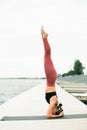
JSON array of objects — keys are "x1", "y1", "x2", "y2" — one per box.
[{"x1": 0, "y1": 79, "x2": 44, "y2": 105}]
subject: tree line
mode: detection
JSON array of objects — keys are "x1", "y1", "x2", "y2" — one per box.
[{"x1": 62, "y1": 59, "x2": 85, "y2": 77}]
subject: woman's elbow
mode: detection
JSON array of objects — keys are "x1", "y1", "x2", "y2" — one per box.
[{"x1": 46, "y1": 112, "x2": 52, "y2": 119}]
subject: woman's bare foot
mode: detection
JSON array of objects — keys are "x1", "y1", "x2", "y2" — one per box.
[{"x1": 41, "y1": 26, "x2": 48, "y2": 38}]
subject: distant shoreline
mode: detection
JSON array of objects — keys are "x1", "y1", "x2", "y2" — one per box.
[{"x1": 0, "y1": 77, "x2": 46, "y2": 80}]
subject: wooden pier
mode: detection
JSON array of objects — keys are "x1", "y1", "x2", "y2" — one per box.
[
  {"x1": 0, "y1": 83, "x2": 87, "y2": 130},
  {"x1": 58, "y1": 81, "x2": 87, "y2": 101}
]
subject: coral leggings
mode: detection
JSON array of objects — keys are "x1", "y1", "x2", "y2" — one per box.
[{"x1": 43, "y1": 38, "x2": 57, "y2": 86}]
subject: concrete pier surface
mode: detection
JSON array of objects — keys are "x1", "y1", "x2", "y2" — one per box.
[{"x1": 0, "y1": 83, "x2": 87, "y2": 130}]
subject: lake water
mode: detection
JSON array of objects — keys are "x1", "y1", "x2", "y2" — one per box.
[{"x1": 0, "y1": 79, "x2": 44, "y2": 105}]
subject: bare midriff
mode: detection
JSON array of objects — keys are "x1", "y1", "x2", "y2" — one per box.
[{"x1": 45, "y1": 86, "x2": 56, "y2": 93}]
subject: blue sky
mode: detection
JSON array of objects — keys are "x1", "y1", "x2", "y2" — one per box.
[{"x1": 0, "y1": 0, "x2": 87, "y2": 77}]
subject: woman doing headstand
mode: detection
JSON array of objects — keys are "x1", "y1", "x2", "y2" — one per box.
[{"x1": 41, "y1": 27, "x2": 64, "y2": 118}]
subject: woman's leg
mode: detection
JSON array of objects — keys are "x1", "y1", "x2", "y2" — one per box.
[{"x1": 41, "y1": 28, "x2": 57, "y2": 86}]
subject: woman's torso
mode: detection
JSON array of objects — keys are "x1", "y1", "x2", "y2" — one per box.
[{"x1": 45, "y1": 86, "x2": 56, "y2": 93}]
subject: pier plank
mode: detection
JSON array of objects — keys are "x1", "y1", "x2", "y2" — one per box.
[{"x1": 64, "y1": 88, "x2": 87, "y2": 93}]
